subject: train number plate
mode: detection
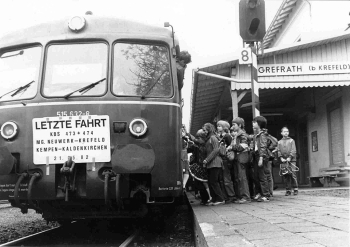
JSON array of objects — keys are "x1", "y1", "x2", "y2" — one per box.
[{"x1": 32, "y1": 115, "x2": 111, "y2": 164}]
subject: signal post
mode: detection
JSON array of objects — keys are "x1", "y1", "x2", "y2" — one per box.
[
  {"x1": 239, "y1": 0, "x2": 265, "y2": 118},
  {"x1": 250, "y1": 46, "x2": 260, "y2": 117}
]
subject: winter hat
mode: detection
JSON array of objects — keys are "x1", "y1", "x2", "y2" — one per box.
[
  {"x1": 217, "y1": 120, "x2": 230, "y2": 132},
  {"x1": 232, "y1": 117, "x2": 245, "y2": 129}
]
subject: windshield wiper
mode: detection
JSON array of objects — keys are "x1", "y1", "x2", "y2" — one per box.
[
  {"x1": 0, "y1": 50, "x2": 24, "y2": 59},
  {"x1": 0, "y1": 80, "x2": 35, "y2": 99},
  {"x1": 64, "y1": 78, "x2": 106, "y2": 99}
]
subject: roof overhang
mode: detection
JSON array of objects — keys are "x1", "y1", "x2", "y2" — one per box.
[
  {"x1": 189, "y1": 61, "x2": 236, "y2": 133},
  {"x1": 190, "y1": 31, "x2": 350, "y2": 133}
]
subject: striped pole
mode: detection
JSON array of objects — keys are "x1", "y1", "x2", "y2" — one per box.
[{"x1": 250, "y1": 44, "x2": 260, "y2": 118}]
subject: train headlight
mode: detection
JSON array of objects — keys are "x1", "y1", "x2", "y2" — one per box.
[
  {"x1": 129, "y1": 119, "x2": 147, "y2": 137},
  {"x1": 0, "y1": 122, "x2": 18, "y2": 140},
  {"x1": 68, "y1": 16, "x2": 86, "y2": 32}
]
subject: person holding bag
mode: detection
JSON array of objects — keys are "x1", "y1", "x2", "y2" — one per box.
[
  {"x1": 278, "y1": 126, "x2": 298, "y2": 196},
  {"x1": 227, "y1": 117, "x2": 251, "y2": 203}
]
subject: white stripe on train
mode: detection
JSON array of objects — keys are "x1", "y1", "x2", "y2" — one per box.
[{"x1": 0, "y1": 101, "x2": 181, "y2": 109}]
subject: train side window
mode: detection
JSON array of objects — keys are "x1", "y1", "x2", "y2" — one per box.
[
  {"x1": 43, "y1": 43, "x2": 108, "y2": 97},
  {"x1": 113, "y1": 43, "x2": 172, "y2": 98},
  {"x1": 0, "y1": 46, "x2": 41, "y2": 102}
]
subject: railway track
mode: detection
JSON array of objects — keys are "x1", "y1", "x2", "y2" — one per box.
[
  {"x1": 0, "y1": 226, "x2": 61, "y2": 247},
  {"x1": 0, "y1": 220, "x2": 139, "y2": 247}
]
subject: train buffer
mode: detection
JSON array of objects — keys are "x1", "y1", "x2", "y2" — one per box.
[{"x1": 308, "y1": 166, "x2": 350, "y2": 187}]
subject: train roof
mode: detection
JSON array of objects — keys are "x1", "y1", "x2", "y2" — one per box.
[{"x1": 0, "y1": 15, "x2": 175, "y2": 48}]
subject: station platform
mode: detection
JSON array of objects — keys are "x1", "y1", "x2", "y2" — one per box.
[{"x1": 187, "y1": 187, "x2": 350, "y2": 247}]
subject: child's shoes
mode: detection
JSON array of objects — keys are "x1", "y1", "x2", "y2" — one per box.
[{"x1": 285, "y1": 191, "x2": 291, "y2": 196}]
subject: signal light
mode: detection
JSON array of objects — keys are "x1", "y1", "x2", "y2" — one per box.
[{"x1": 239, "y1": 0, "x2": 266, "y2": 42}]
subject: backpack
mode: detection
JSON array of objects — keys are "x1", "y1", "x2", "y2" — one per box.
[
  {"x1": 266, "y1": 133, "x2": 278, "y2": 151},
  {"x1": 265, "y1": 133, "x2": 278, "y2": 160},
  {"x1": 213, "y1": 135, "x2": 227, "y2": 157}
]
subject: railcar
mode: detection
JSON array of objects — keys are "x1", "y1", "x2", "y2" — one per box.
[{"x1": 0, "y1": 15, "x2": 184, "y2": 221}]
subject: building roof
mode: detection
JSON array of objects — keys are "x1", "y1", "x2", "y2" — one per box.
[
  {"x1": 261, "y1": 30, "x2": 350, "y2": 58},
  {"x1": 189, "y1": 31, "x2": 350, "y2": 133},
  {"x1": 190, "y1": 61, "x2": 235, "y2": 133},
  {"x1": 262, "y1": 0, "x2": 298, "y2": 49}
]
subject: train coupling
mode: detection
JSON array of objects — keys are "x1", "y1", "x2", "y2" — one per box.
[
  {"x1": 130, "y1": 184, "x2": 151, "y2": 203},
  {"x1": 58, "y1": 156, "x2": 77, "y2": 201},
  {"x1": 102, "y1": 169, "x2": 116, "y2": 207}
]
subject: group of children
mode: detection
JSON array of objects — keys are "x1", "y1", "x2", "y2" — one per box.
[{"x1": 181, "y1": 115, "x2": 299, "y2": 206}]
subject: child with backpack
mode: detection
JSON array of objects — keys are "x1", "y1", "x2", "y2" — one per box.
[
  {"x1": 228, "y1": 117, "x2": 251, "y2": 203},
  {"x1": 265, "y1": 131, "x2": 278, "y2": 197},
  {"x1": 277, "y1": 127, "x2": 298, "y2": 196}
]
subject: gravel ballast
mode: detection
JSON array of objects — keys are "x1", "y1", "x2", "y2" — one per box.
[{"x1": 0, "y1": 207, "x2": 58, "y2": 244}]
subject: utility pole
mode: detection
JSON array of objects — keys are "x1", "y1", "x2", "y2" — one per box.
[{"x1": 250, "y1": 44, "x2": 260, "y2": 117}]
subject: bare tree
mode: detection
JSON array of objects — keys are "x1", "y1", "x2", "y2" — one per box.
[{"x1": 121, "y1": 44, "x2": 171, "y2": 96}]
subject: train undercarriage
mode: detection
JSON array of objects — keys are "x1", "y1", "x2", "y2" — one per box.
[{"x1": 5, "y1": 158, "x2": 179, "y2": 222}]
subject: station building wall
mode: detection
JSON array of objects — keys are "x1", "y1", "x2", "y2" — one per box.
[{"x1": 293, "y1": 86, "x2": 350, "y2": 177}]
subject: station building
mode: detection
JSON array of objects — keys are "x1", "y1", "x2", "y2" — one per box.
[{"x1": 189, "y1": 0, "x2": 350, "y2": 186}]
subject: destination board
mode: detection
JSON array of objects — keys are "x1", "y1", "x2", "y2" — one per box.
[{"x1": 32, "y1": 115, "x2": 111, "y2": 164}]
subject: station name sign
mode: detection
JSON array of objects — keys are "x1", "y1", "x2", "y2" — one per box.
[
  {"x1": 258, "y1": 61, "x2": 350, "y2": 77},
  {"x1": 32, "y1": 115, "x2": 111, "y2": 164}
]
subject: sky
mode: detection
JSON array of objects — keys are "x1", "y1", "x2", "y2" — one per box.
[{"x1": 0, "y1": 0, "x2": 282, "y2": 127}]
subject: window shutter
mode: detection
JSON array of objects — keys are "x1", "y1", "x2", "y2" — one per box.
[{"x1": 329, "y1": 108, "x2": 343, "y2": 166}]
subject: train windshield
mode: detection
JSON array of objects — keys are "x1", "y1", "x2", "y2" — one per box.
[
  {"x1": 43, "y1": 43, "x2": 108, "y2": 97},
  {"x1": 113, "y1": 43, "x2": 172, "y2": 97},
  {"x1": 0, "y1": 46, "x2": 41, "y2": 102}
]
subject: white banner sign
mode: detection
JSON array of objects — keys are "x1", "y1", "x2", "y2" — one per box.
[
  {"x1": 32, "y1": 115, "x2": 111, "y2": 164},
  {"x1": 258, "y1": 61, "x2": 350, "y2": 77}
]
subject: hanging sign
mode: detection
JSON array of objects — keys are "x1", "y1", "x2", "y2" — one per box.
[{"x1": 258, "y1": 61, "x2": 350, "y2": 77}]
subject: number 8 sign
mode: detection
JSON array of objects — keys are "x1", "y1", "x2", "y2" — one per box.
[{"x1": 239, "y1": 47, "x2": 252, "y2": 64}]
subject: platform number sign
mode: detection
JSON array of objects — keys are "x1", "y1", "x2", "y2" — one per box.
[{"x1": 239, "y1": 47, "x2": 252, "y2": 65}]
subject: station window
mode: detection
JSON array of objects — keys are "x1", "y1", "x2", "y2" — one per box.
[
  {"x1": 113, "y1": 43, "x2": 172, "y2": 98},
  {"x1": 43, "y1": 43, "x2": 108, "y2": 97},
  {"x1": 0, "y1": 46, "x2": 41, "y2": 102}
]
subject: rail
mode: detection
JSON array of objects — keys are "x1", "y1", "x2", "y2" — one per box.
[{"x1": 0, "y1": 227, "x2": 61, "y2": 246}]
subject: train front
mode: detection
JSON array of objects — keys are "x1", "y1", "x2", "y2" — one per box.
[{"x1": 0, "y1": 16, "x2": 183, "y2": 221}]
